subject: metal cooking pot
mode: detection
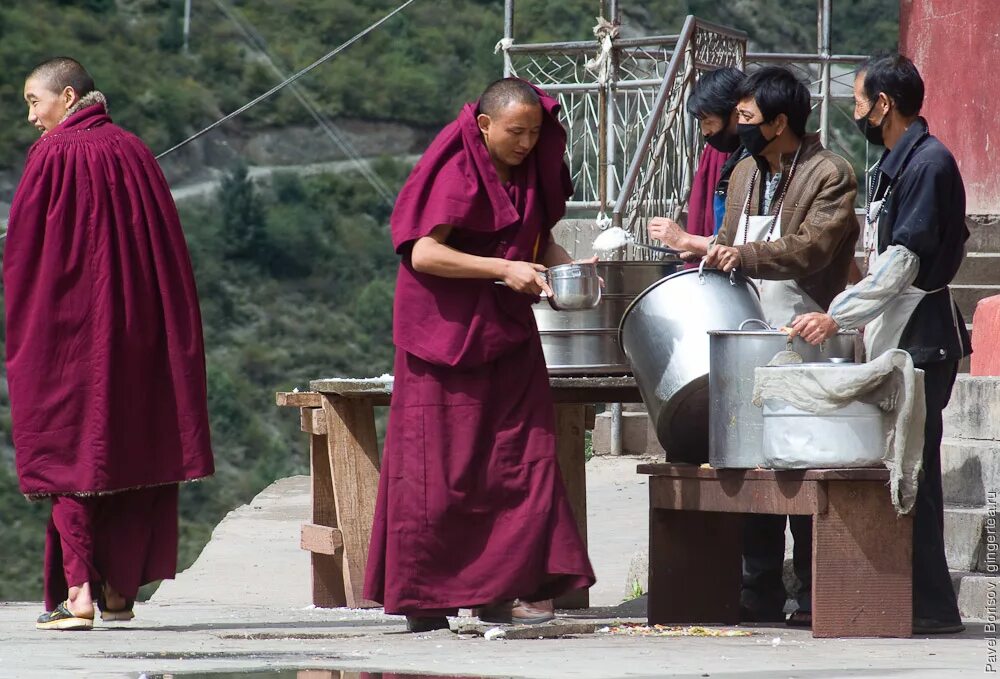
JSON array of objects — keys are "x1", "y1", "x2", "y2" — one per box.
[
  {"x1": 618, "y1": 265, "x2": 764, "y2": 463},
  {"x1": 534, "y1": 260, "x2": 682, "y2": 375},
  {"x1": 545, "y1": 262, "x2": 601, "y2": 310},
  {"x1": 708, "y1": 320, "x2": 859, "y2": 469}
]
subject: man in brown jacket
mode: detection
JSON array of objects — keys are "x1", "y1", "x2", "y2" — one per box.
[
  {"x1": 705, "y1": 67, "x2": 859, "y2": 627},
  {"x1": 707, "y1": 68, "x2": 859, "y2": 321}
]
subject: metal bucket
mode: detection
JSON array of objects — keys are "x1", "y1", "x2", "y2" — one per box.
[
  {"x1": 708, "y1": 322, "x2": 859, "y2": 469},
  {"x1": 618, "y1": 266, "x2": 764, "y2": 463},
  {"x1": 534, "y1": 260, "x2": 682, "y2": 375},
  {"x1": 762, "y1": 398, "x2": 884, "y2": 469}
]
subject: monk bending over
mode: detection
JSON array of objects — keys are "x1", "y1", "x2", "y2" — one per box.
[
  {"x1": 364, "y1": 78, "x2": 596, "y2": 632},
  {"x1": 6, "y1": 58, "x2": 214, "y2": 630}
]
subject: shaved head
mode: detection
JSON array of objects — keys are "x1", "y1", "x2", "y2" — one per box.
[
  {"x1": 27, "y1": 57, "x2": 95, "y2": 98},
  {"x1": 478, "y1": 78, "x2": 541, "y2": 118}
]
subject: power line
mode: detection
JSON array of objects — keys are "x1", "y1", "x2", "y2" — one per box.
[
  {"x1": 155, "y1": 0, "x2": 418, "y2": 160},
  {"x1": 207, "y1": 0, "x2": 396, "y2": 205}
]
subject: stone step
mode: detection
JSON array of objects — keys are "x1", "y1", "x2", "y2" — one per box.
[
  {"x1": 955, "y1": 253, "x2": 1000, "y2": 285},
  {"x1": 967, "y1": 215, "x2": 1000, "y2": 253},
  {"x1": 943, "y1": 375, "x2": 1000, "y2": 441},
  {"x1": 953, "y1": 284, "x2": 1000, "y2": 322},
  {"x1": 944, "y1": 504, "x2": 989, "y2": 573},
  {"x1": 951, "y1": 571, "x2": 999, "y2": 621},
  {"x1": 942, "y1": 438, "x2": 1000, "y2": 506}
]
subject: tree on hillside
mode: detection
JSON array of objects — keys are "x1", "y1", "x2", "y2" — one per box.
[{"x1": 219, "y1": 162, "x2": 269, "y2": 266}]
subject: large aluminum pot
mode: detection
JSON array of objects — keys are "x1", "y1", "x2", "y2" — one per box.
[
  {"x1": 535, "y1": 260, "x2": 682, "y2": 375},
  {"x1": 708, "y1": 322, "x2": 859, "y2": 469},
  {"x1": 618, "y1": 266, "x2": 764, "y2": 463}
]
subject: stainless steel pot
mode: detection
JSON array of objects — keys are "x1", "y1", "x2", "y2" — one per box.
[
  {"x1": 545, "y1": 262, "x2": 601, "y2": 310},
  {"x1": 535, "y1": 260, "x2": 682, "y2": 375},
  {"x1": 534, "y1": 294, "x2": 632, "y2": 331},
  {"x1": 618, "y1": 266, "x2": 764, "y2": 463},
  {"x1": 708, "y1": 321, "x2": 859, "y2": 469},
  {"x1": 537, "y1": 329, "x2": 624, "y2": 375}
]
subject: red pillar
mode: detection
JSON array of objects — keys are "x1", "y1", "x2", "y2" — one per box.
[{"x1": 900, "y1": 0, "x2": 1000, "y2": 213}]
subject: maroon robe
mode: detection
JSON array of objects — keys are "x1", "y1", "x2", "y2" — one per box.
[
  {"x1": 364, "y1": 85, "x2": 596, "y2": 615},
  {"x1": 4, "y1": 102, "x2": 214, "y2": 606}
]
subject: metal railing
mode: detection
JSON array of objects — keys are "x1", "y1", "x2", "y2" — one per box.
[
  {"x1": 610, "y1": 17, "x2": 746, "y2": 258},
  {"x1": 499, "y1": 7, "x2": 747, "y2": 254}
]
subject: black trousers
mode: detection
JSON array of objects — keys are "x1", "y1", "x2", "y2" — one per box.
[
  {"x1": 912, "y1": 359, "x2": 962, "y2": 623},
  {"x1": 741, "y1": 514, "x2": 811, "y2": 616}
]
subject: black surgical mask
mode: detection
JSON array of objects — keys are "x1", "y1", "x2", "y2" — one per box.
[
  {"x1": 855, "y1": 101, "x2": 888, "y2": 146},
  {"x1": 705, "y1": 127, "x2": 741, "y2": 153},
  {"x1": 736, "y1": 122, "x2": 774, "y2": 157}
]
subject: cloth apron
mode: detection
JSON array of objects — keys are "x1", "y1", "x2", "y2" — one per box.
[
  {"x1": 861, "y1": 199, "x2": 956, "y2": 359},
  {"x1": 736, "y1": 208, "x2": 822, "y2": 327}
]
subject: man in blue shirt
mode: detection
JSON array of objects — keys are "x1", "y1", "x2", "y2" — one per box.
[{"x1": 793, "y1": 53, "x2": 969, "y2": 634}]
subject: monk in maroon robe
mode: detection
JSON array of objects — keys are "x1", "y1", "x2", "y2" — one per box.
[
  {"x1": 364, "y1": 78, "x2": 596, "y2": 632},
  {"x1": 5, "y1": 58, "x2": 214, "y2": 630}
]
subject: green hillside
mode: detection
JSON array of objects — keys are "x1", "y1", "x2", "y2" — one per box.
[{"x1": 0, "y1": 0, "x2": 897, "y2": 602}]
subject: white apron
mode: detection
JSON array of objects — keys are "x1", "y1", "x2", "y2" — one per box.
[
  {"x1": 736, "y1": 208, "x2": 823, "y2": 328},
  {"x1": 861, "y1": 198, "x2": 959, "y2": 359}
]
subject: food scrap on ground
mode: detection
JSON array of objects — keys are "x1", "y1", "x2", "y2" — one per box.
[{"x1": 599, "y1": 623, "x2": 753, "y2": 637}]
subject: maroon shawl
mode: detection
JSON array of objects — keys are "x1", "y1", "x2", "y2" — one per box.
[
  {"x1": 687, "y1": 144, "x2": 729, "y2": 237},
  {"x1": 390, "y1": 86, "x2": 573, "y2": 367},
  {"x1": 4, "y1": 103, "x2": 214, "y2": 497}
]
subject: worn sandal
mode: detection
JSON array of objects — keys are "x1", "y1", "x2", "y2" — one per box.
[
  {"x1": 97, "y1": 586, "x2": 135, "y2": 622},
  {"x1": 35, "y1": 601, "x2": 94, "y2": 631}
]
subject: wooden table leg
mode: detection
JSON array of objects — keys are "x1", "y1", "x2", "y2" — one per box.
[
  {"x1": 306, "y1": 427, "x2": 347, "y2": 608},
  {"x1": 323, "y1": 395, "x2": 382, "y2": 609},
  {"x1": 554, "y1": 404, "x2": 589, "y2": 609},
  {"x1": 812, "y1": 481, "x2": 913, "y2": 638},
  {"x1": 647, "y1": 500, "x2": 742, "y2": 625}
]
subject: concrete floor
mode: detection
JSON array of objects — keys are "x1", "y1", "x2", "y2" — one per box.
[{"x1": 0, "y1": 457, "x2": 989, "y2": 679}]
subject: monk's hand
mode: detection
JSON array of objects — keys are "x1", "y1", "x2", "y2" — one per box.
[
  {"x1": 705, "y1": 244, "x2": 741, "y2": 272},
  {"x1": 647, "y1": 217, "x2": 688, "y2": 250},
  {"x1": 503, "y1": 261, "x2": 552, "y2": 296},
  {"x1": 790, "y1": 312, "x2": 840, "y2": 345}
]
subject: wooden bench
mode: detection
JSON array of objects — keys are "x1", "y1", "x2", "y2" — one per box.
[
  {"x1": 277, "y1": 375, "x2": 641, "y2": 610},
  {"x1": 637, "y1": 464, "x2": 913, "y2": 638}
]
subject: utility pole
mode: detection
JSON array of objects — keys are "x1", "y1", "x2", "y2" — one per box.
[{"x1": 183, "y1": 0, "x2": 192, "y2": 54}]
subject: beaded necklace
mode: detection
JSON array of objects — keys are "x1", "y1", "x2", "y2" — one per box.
[{"x1": 740, "y1": 142, "x2": 803, "y2": 245}]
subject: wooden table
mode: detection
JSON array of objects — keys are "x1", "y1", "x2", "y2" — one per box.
[
  {"x1": 277, "y1": 375, "x2": 641, "y2": 610},
  {"x1": 638, "y1": 463, "x2": 913, "y2": 638}
]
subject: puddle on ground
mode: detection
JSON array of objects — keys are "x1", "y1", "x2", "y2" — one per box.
[{"x1": 137, "y1": 672, "x2": 492, "y2": 679}]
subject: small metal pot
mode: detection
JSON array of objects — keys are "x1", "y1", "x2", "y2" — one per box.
[
  {"x1": 545, "y1": 262, "x2": 602, "y2": 310},
  {"x1": 534, "y1": 260, "x2": 683, "y2": 375}
]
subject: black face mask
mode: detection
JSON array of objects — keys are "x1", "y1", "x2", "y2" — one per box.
[
  {"x1": 736, "y1": 122, "x2": 774, "y2": 157},
  {"x1": 855, "y1": 101, "x2": 887, "y2": 146},
  {"x1": 705, "y1": 126, "x2": 741, "y2": 153}
]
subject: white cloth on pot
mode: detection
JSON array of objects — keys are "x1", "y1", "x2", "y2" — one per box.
[{"x1": 751, "y1": 348, "x2": 925, "y2": 515}]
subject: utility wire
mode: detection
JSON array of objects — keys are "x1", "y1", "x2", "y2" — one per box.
[
  {"x1": 207, "y1": 0, "x2": 396, "y2": 206},
  {"x1": 155, "y1": 0, "x2": 418, "y2": 160}
]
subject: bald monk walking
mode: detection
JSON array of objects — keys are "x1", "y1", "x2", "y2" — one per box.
[
  {"x1": 5, "y1": 58, "x2": 214, "y2": 630},
  {"x1": 364, "y1": 78, "x2": 596, "y2": 632}
]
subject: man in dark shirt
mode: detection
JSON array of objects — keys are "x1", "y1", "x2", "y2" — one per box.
[{"x1": 793, "y1": 53, "x2": 969, "y2": 634}]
